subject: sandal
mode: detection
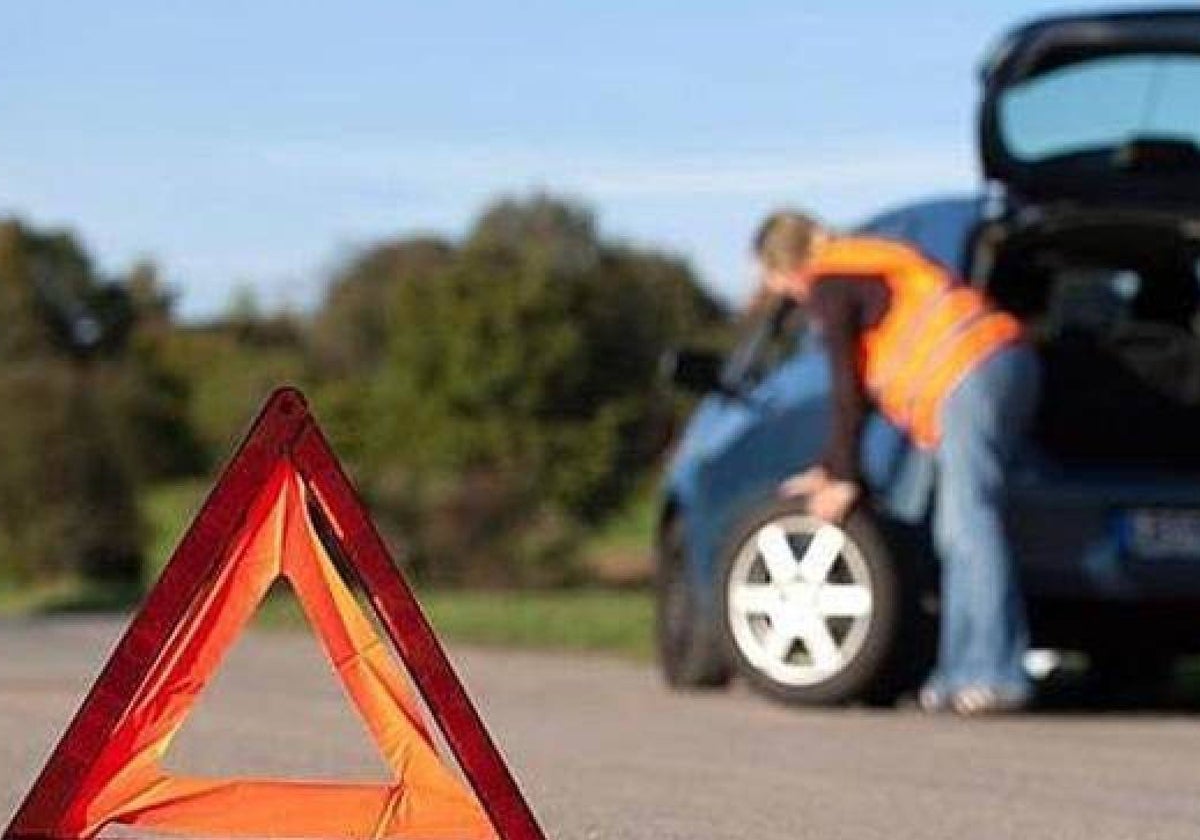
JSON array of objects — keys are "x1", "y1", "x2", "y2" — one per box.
[
  {"x1": 918, "y1": 685, "x2": 952, "y2": 713},
  {"x1": 952, "y1": 686, "x2": 1029, "y2": 716}
]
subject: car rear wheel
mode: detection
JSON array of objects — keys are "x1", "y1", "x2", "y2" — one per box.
[{"x1": 719, "y1": 498, "x2": 921, "y2": 706}]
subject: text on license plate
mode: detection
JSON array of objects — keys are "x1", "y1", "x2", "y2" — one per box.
[{"x1": 1125, "y1": 509, "x2": 1200, "y2": 559}]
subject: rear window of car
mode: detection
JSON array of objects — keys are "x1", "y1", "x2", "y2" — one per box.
[{"x1": 999, "y1": 53, "x2": 1200, "y2": 162}]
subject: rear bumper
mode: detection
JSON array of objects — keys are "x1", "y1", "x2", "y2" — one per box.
[
  {"x1": 1029, "y1": 597, "x2": 1200, "y2": 652},
  {"x1": 1011, "y1": 471, "x2": 1200, "y2": 600}
]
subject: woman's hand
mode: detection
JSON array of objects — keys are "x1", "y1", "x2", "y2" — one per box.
[
  {"x1": 779, "y1": 466, "x2": 829, "y2": 499},
  {"x1": 779, "y1": 466, "x2": 861, "y2": 523},
  {"x1": 806, "y1": 479, "x2": 861, "y2": 523}
]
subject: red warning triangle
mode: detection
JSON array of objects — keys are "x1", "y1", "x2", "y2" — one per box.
[{"x1": 4, "y1": 388, "x2": 546, "y2": 840}]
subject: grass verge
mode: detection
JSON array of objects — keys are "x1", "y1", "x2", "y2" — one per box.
[
  {"x1": 257, "y1": 588, "x2": 654, "y2": 660},
  {"x1": 578, "y1": 481, "x2": 656, "y2": 585},
  {"x1": 403, "y1": 589, "x2": 651, "y2": 659},
  {"x1": 0, "y1": 481, "x2": 656, "y2": 661},
  {"x1": 0, "y1": 581, "x2": 653, "y2": 661}
]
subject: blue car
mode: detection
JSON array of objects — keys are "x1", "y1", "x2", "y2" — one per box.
[{"x1": 656, "y1": 8, "x2": 1200, "y2": 706}]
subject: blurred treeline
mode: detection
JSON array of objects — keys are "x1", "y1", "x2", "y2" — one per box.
[{"x1": 0, "y1": 195, "x2": 730, "y2": 591}]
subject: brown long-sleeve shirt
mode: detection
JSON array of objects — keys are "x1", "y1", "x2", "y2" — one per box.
[{"x1": 806, "y1": 275, "x2": 891, "y2": 483}]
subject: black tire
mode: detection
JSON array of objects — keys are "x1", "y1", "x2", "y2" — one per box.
[
  {"x1": 656, "y1": 516, "x2": 732, "y2": 689},
  {"x1": 719, "y1": 497, "x2": 927, "y2": 706}
]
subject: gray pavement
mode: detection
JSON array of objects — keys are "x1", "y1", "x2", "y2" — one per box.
[{"x1": 3, "y1": 617, "x2": 1199, "y2": 840}]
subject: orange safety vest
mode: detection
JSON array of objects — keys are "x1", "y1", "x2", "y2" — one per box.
[{"x1": 796, "y1": 236, "x2": 1023, "y2": 449}]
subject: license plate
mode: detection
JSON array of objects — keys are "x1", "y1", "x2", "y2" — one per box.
[{"x1": 1124, "y1": 509, "x2": 1200, "y2": 559}]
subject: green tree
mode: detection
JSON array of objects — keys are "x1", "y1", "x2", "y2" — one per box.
[
  {"x1": 157, "y1": 317, "x2": 307, "y2": 465},
  {"x1": 309, "y1": 236, "x2": 455, "y2": 461},
  {"x1": 351, "y1": 195, "x2": 727, "y2": 584},
  {"x1": 0, "y1": 220, "x2": 143, "y2": 585},
  {"x1": 104, "y1": 259, "x2": 206, "y2": 482},
  {"x1": 312, "y1": 236, "x2": 454, "y2": 377}
]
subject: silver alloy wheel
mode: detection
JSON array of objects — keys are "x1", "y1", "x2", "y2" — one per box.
[{"x1": 726, "y1": 515, "x2": 873, "y2": 687}]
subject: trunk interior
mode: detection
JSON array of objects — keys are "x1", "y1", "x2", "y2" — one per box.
[{"x1": 978, "y1": 212, "x2": 1200, "y2": 470}]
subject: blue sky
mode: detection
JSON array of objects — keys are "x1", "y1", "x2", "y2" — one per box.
[{"x1": 0, "y1": 1, "x2": 1174, "y2": 319}]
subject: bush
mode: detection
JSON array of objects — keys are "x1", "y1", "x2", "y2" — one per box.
[
  {"x1": 0, "y1": 220, "x2": 157, "y2": 586},
  {"x1": 0, "y1": 364, "x2": 141, "y2": 585},
  {"x1": 0, "y1": 196, "x2": 731, "y2": 592},
  {"x1": 346, "y1": 195, "x2": 727, "y2": 585},
  {"x1": 157, "y1": 317, "x2": 307, "y2": 466}
]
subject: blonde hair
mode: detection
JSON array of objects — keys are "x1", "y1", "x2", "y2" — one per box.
[{"x1": 752, "y1": 209, "x2": 822, "y2": 273}]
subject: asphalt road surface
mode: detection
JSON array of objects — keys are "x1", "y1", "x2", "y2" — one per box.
[{"x1": 3, "y1": 617, "x2": 1199, "y2": 840}]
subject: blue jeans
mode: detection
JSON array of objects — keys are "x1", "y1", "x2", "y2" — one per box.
[{"x1": 926, "y1": 342, "x2": 1040, "y2": 697}]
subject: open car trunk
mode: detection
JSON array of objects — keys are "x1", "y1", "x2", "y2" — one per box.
[
  {"x1": 980, "y1": 211, "x2": 1200, "y2": 470},
  {"x1": 979, "y1": 9, "x2": 1200, "y2": 210},
  {"x1": 973, "y1": 10, "x2": 1200, "y2": 470}
]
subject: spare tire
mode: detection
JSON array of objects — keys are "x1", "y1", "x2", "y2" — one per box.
[{"x1": 719, "y1": 497, "x2": 927, "y2": 706}]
